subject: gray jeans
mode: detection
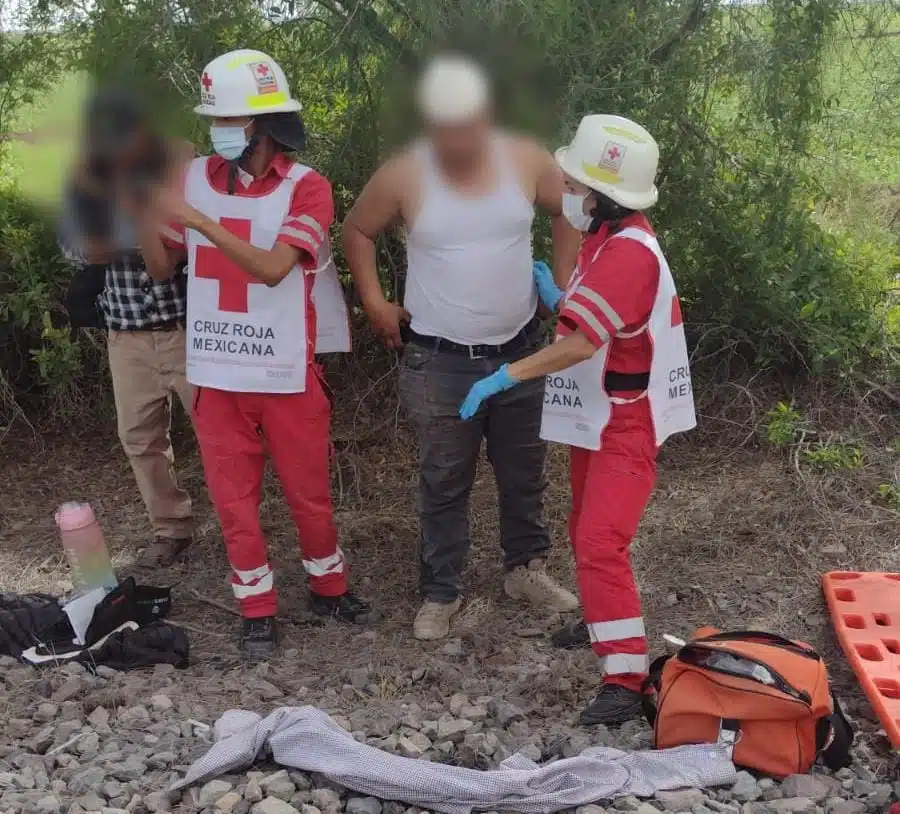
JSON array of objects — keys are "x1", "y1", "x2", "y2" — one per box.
[{"x1": 399, "y1": 330, "x2": 551, "y2": 603}]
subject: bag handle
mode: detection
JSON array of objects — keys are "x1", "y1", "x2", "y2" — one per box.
[
  {"x1": 641, "y1": 654, "x2": 670, "y2": 727},
  {"x1": 695, "y1": 630, "x2": 820, "y2": 659}
]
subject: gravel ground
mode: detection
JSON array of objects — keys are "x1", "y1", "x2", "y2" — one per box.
[
  {"x1": 0, "y1": 645, "x2": 897, "y2": 814},
  {"x1": 1, "y1": 392, "x2": 898, "y2": 814}
]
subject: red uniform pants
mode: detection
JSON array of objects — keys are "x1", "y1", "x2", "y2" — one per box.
[
  {"x1": 192, "y1": 371, "x2": 347, "y2": 618},
  {"x1": 569, "y1": 398, "x2": 657, "y2": 692}
]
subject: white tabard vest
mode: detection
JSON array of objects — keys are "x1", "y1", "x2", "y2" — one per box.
[
  {"x1": 540, "y1": 227, "x2": 696, "y2": 451},
  {"x1": 183, "y1": 157, "x2": 350, "y2": 393}
]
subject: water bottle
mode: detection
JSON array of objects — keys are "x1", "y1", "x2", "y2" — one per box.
[{"x1": 55, "y1": 502, "x2": 118, "y2": 593}]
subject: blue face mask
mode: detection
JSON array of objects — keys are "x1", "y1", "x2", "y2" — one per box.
[{"x1": 210, "y1": 123, "x2": 251, "y2": 160}]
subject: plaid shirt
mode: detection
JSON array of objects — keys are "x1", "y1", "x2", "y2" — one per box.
[{"x1": 59, "y1": 202, "x2": 187, "y2": 331}]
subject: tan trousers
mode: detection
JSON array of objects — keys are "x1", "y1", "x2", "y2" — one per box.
[{"x1": 107, "y1": 327, "x2": 194, "y2": 539}]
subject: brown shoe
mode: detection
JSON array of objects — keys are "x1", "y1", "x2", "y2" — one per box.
[
  {"x1": 137, "y1": 536, "x2": 192, "y2": 569},
  {"x1": 504, "y1": 559, "x2": 579, "y2": 612},
  {"x1": 413, "y1": 598, "x2": 462, "y2": 641}
]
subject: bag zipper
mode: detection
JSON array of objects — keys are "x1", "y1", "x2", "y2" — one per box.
[{"x1": 681, "y1": 644, "x2": 813, "y2": 706}]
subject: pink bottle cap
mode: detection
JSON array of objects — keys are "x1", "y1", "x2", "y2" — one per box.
[{"x1": 55, "y1": 502, "x2": 97, "y2": 532}]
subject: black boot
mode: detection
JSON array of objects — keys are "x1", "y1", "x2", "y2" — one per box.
[
  {"x1": 580, "y1": 683, "x2": 645, "y2": 726},
  {"x1": 309, "y1": 592, "x2": 374, "y2": 624},
  {"x1": 241, "y1": 616, "x2": 278, "y2": 661},
  {"x1": 551, "y1": 618, "x2": 591, "y2": 650}
]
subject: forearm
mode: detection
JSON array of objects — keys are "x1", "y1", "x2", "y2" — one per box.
[
  {"x1": 551, "y1": 214, "x2": 581, "y2": 289},
  {"x1": 139, "y1": 223, "x2": 178, "y2": 281},
  {"x1": 193, "y1": 214, "x2": 291, "y2": 286},
  {"x1": 344, "y1": 224, "x2": 387, "y2": 308},
  {"x1": 507, "y1": 333, "x2": 597, "y2": 381}
]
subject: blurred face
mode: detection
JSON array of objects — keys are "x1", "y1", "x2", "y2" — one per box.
[{"x1": 427, "y1": 114, "x2": 491, "y2": 168}]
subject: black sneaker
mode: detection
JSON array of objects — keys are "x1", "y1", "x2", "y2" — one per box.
[
  {"x1": 240, "y1": 616, "x2": 278, "y2": 662},
  {"x1": 309, "y1": 591, "x2": 374, "y2": 624},
  {"x1": 22, "y1": 579, "x2": 140, "y2": 665},
  {"x1": 580, "y1": 683, "x2": 646, "y2": 726},
  {"x1": 551, "y1": 618, "x2": 591, "y2": 650}
]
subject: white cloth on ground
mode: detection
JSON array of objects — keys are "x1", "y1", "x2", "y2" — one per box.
[{"x1": 172, "y1": 706, "x2": 736, "y2": 813}]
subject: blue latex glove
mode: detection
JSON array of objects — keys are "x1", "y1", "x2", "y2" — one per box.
[
  {"x1": 459, "y1": 364, "x2": 520, "y2": 420},
  {"x1": 532, "y1": 260, "x2": 564, "y2": 312}
]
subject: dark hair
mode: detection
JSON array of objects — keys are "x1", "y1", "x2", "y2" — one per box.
[
  {"x1": 587, "y1": 191, "x2": 635, "y2": 233},
  {"x1": 254, "y1": 112, "x2": 306, "y2": 153}
]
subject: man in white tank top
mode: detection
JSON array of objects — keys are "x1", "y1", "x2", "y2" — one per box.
[{"x1": 344, "y1": 55, "x2": 582, "y2": 640}]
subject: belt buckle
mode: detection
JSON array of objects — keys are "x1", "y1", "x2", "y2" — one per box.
[{"x1": 468, "y1": 344, "x2": 488, "y2": 360}]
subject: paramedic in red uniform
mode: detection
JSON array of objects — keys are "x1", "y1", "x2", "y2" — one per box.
[
  {"x1": 459, "y1": 115, "x2": 696, "y2": 724},
  {"x1": 144, "y1": 49, "x2": 371, "y2": 660}
]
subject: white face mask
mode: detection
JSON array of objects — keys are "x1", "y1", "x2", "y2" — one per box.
[
  {"x1": 210, "y1": 122, "x2": 252, "y2": 161},
  {"x1": 562, "y1": 191, "x2": 594, "y2": 232}
]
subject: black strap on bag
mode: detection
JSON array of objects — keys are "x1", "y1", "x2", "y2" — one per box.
[
  {"x1": 817, "y1": 693, "x2": 854, "y2": 770},
  {"x1": 641, "y1": 654, "x2": 671, "y2": 727}
]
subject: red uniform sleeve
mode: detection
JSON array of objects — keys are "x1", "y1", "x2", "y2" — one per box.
[
  {"x1": 277, "y1": 171, "x2": 334, "y2": 271},
  {"x1": 559, "y1": 237, "x2": 660, "y2": 349}
]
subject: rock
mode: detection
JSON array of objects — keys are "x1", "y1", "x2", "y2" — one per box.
[
  {"x1": 656, "y1": 789, "x2": 707, "y2": 811},
  {"x1": 216, "y1": 792, "x2": 244, "y2": 813},
  {"x1": 825, "y1": 800, "x2": 865, "y2": 814},
  {"x1": 779, "y1": 776, "x2": 839, "y2": 803},
  {"x1": 398, "y1": 734, "x2": 431, "y2": 758},
  {"x1": 449, "y1": 694, "x2": 469, "y2": 716},
  {"x1": 199, "y1": 780, "x2": 235, "y2": 808},
  {"x1": 458, "y1": 705, "x2": 488, "y2": 722},
  {"x1": 576, "y1": 806, "x2": 607, "y2": 814},
  {"x1": 311, "y1": 788, "x2": 341, "y2": 813},
  {"x1": 436, "y1": 716, "x2": 474, "y2": 742},
  {"x1": 516, "y1": 743, "x2": 541, "y2": 762},
  {"x1": 347, "y1": 669, "x2": 370, "y2": 690},
  {"x1": 251, "y1": 800, "x2": 300, "y2": 814},
  {"x1": 731, "y1": 771, "x2": 762, "y2": 803},
  {"x1": 53, "y1": 679, "x2": 82, "y2": 702},
  {"x1": 494, "y1": 703, "x2": 525, "y2": 726},
  {"x1": 76, "y1": 793, "x2": 108, "y2": 812},
  {"x1": 34, "y1": 703, "x2": 59, "y2": 723},
  {"x1": 634, "y1": 805, "x2": 661, "y2": 814},
  {"x1": 768, "y1": 800, "x2": 816, "y2": 814},
  {"x1": 69, "y1": 768, "x2": 107, "y2": 796},
  {"x1": 245, "y1": 779, "x2": 264, "y2": 804},
  {"x1": 612, "y1": 797, "x2": 642, "y2": 812},
  {"x1": 346, "y1": 797, "x2": 382, "y2": 814},
  {"x1": 36, "y1": 795, "x2": 62, "y2": 814},
  {"x1": 144, "y1": 791, "x2": 172, "y2": 813},
  {"x1": 261, "y1": 771, "x2": 296, "y2": 802},
  {"x1": 150, "y1": 695, "x2": 174, "y2": 713},
  {"x1": 301, "y1": 807, "x2": 322, "y2": 814},
  {"x1": 87, "y1": 707, "x2": 111, "y2": 729}
]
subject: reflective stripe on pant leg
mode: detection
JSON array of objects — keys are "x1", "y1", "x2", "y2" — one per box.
[
  {"x1": 302, "y1": 549, "x2": 345, "y2": 577},
  {"x1": 587, "y1": 617, "x2": 646, "y2": 643},
  {"x1": 232, "y1": 565, "x2": 275, "y2": 600},
  {"x1": 601, "y1": 652, "x2": 651, "y2": 675}
]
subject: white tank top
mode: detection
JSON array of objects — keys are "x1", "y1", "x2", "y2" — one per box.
[{"x1": 405, "y1": 135, "x2": 536, "y2": 345}]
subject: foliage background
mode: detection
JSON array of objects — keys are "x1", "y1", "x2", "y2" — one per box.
[{"x1": 0, "y1": 0, "x2": 898, "y2": 427}]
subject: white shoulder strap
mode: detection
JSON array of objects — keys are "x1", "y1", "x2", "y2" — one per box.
[{"x1": 611, "y1": 226, "x2": 664, "y2": 265}]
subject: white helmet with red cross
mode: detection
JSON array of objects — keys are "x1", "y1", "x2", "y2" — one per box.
[
  {"x1": 555, "y1": 114, "x2": 659, "y2": 210},
  {"x1": 195, "y1": 49, "x2": 302, "y2": 118}
]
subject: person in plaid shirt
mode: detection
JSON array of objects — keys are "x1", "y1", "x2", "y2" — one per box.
[{"x1": 60, "y1": 87, "x2": 195, "y2": 569}]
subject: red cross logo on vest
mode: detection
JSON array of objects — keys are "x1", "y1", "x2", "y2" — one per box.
[
  {"x1": 201, "y1": 72, "x2": 213, "y2": 91},
  {"x1": 195, "y1": 218, "x2": 264, "y2": 313}
]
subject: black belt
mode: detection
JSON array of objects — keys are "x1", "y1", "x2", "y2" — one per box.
[
  {"x1": 125, "y1": 319, "x2": 185, "y2": 333},
  {"x1": 605, "y1": 371, "x2": 650, "y2": 392},
  {"x1": 405, "y1": 316, "x2": 542, "y2": 359}
]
